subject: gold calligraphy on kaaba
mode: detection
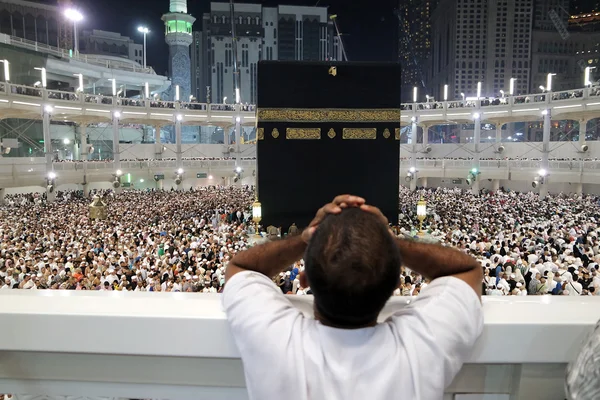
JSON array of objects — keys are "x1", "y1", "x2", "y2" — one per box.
[
  {"x1": 257, "y1": 128, "x2": 265, "y2": 140},
  {"x1": 383, "y1": 128, "x2": 391, "y2": 139},
  {"x1": 272, "y1": 128, "x2": 280, "y2": 139},
  {"x1": 258, "y1": 108, "x2": 401, "y2": 123},
  {"x1": 327, "y1": 128, "x2": 336, "y2": 139},
  {"x1": 286, "y1": 128, "x2": 321, "y2": 140},
  {"x1": 342, "y1": 128, "x2": 377, "y2": 140},
  {"x1": 395, "y1": 128, "x2": 401, "y2": 141}
]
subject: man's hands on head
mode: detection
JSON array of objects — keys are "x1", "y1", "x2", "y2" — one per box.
[{"x1": 301, "y1": 195, "x2": 366, "y2": 244}]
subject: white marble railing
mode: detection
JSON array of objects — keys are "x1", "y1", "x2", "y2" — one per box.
[
  {"x1": 0, "y1": 291, "x2": 598, "y2": 400},
  {"x1": 403, "y1": 158, "x2": 600, "y2": 170},
  {"x1": 1, "y1": 82, "x2": 599, "y2": 126}
]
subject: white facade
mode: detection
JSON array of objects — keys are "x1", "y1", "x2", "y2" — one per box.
[
  {"x1": 192, "y1": 2, "x2": 337, "y2": 105},
  {"x1": 80, "y1": 30, "x2": 143, "y2": 66},
  {"x1": 428, "y1": 0, "x2": 533, "y2": 100}
]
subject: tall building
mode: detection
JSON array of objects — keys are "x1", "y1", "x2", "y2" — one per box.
[
  {"x1": 398, "y1": 0, "x2": 435, "y2": 99},
  {"x1": 529, "y1": 10, "x2": 600, "y2": 92},
  {"x1": 427, "y1": 0, "x2": 533, "y2": 100},
  {"x1": 79, "y1": 30, "x2": 143, "y2": 65},
  {"x1": 162, "y1": 0, "x2": 196, "y2": 102},
  {"x1": 191, "y1": 2, "x2": 341, "y2": 105}
]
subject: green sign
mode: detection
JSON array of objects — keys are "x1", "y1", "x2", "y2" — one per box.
[
  {"x1": 122, "y1": 182, "x2": 132, "y2": 188},
  {"x1": 197, "y1": 173, "x2": 208, "y2": 179},
  {"x1": 154, "y1": 174, "x2": 165, "y2": 181}
]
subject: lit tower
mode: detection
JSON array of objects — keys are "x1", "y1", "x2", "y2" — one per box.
[{"x1": 162, "y1": 0, "x2": 196, "y2": 102}]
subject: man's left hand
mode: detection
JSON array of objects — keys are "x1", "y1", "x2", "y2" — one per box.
[{"x1": 301, "y1": 195, "x2": 366, "y2": 243}]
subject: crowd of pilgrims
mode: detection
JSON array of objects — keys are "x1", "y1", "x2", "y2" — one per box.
[{"x1": 1, "y1": 185, "x2": 600, "y2": 297}]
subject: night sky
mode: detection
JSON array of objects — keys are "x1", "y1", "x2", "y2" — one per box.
[{"x1": 38, "y1": 0, "x2": 401, "y2": 75}]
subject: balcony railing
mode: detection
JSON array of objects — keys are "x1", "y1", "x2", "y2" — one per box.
[
  {"x1": 3, "y1": 34, "x2": 156, "y2": 74},
  {"x1": 0, "y1": 291, "x2": 598, "y2": 400}
]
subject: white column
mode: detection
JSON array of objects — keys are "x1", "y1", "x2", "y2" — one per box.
[
  {"x1": 0, "y1": 188, "x2": 5, "y2": 205},
  {"x1": 472, "y1": 116, "x2": 481, "y2": 195},
  {"x1": 575, "y1": 183, "x2": 583, "y2": 195},
  {"x1": 224, "y1": 125, "x2": 231, "y2": 146},
  {"x1": 420, "y1": 124, "x2": 429, "y2": 188},
  {"x1": 42, "y1": 108, "x2": 55, "y2": 203},
  {"x1": 495, "y1": 123, "x2": 503, "y2": 143},
  {"x1": 154, "y1": 124, "x2": 162, "y2": 159},
  {"x1": 80, "y1": 124, "x2": 89, "y2": 197},
  {"x1": 112, "y1": 113, "x2": 122, "y2": 193},
  {"x1": 540, "y1": 110, "x2": 551, "y2": 199},
  {"x1": 579, "y1": 119, "x2": 588, "y2": 147},
  {"x1": 410, "y1": 121, "x2": 418, "y2": 192},
  {"x1": 175, "y1": 119, "x2": 183, "y2": 190},
  {"x1": 492, "y1": 179, "x2": 500, "y2": 192}
]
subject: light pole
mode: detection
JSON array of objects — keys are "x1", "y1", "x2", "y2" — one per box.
[
  {"x1": 443, "y1": 84, "x2": 448, "y2": 101},
  {"x1": 547, "y1": 73, "x2": 556, "y2": 92},
  {"x1": 137, "y1": 26, "x2": 150, "y2": 69},
  {"x1": 34, "y1": 67, "x2": 47, "y2": 88},
  {"x1": 0, "y1": 60, "x2": 9, "y2": 82},
  {"x1": 74, "y1": 73, "x2": 83, "y2": 92},
  {"x1": 64, "y1": 8, "x2": 83, "y2": 56},
  {"x1": 509, "y1": 78, "x2": 516, "y2": 95},
  {"x1": 585, "y1": 66, "x2": 596, "y2": 87}
]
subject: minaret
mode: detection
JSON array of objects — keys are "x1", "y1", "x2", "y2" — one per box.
[{"x1": 162, "y1": 0, "x2": 196, "y2": 102}]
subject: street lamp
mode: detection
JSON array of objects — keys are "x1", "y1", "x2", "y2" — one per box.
[
  {"x1": 223, "y1": 96, "x2": 227, "y2": 104},
  {"x1": 64, "y1": 8, "x2": 83, "y2": 56},
  {"x1": 547, "y1": 73, "x2": 556, "y2": 92},
  {"x1": 539, "y1": 85, "x2": 546, "y2": 92},
  {"x1": 477, "y1": 81, "x2": 482, "y2": 99},
  {"x1": 499, "y1": 89, "x2": 505, "y2": 97},
  {"x1": 34, "y1": 67, "x2": 47, "y2": 88},
  {"x1": 144, "y1": 82, "x2": 149, "y2": 99},
  {"x1": 461, "y1": 92, "x2": 465, "y2": 101},
  {"x1": 0, "y1": 60, "x2": 9, "y2": 82},
  {"x1": 137, "y1": 26, "x2": 150, "y2": 69},
  {"x1": 585, "y1": 66, "x2": 596, "y2": 87},
  {"x1": 252, "y1": 200, "x2": 262, "y2": 237},
  {"x1": 509, "y1": 78, "x2": 516, "y2": 95},
  {"x1": 175, "y1": 85, "x2": 180, "y2": 101},
  {"x1": 443, "y1": 84, "x2": 448, "y2": 101},
  {"x1": 413, "y1": 86, "x2": 418, "y2": 103}
]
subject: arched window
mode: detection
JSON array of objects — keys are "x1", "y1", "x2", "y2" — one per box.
[
  {"x1": 24, "y1": 13, "x2": 35, "y2": 41},
  {"x1": 35, "y1": 15, "x2": 47, "y2": 44},
  {"x1": 12, "y1": 12, "x2": 24, "y2": 37},
  {"x1": 0, "y1": 10, "x2": 12, "y2": 36}
]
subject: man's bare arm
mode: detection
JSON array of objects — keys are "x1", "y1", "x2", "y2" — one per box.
[
  {"x1": 396, "y1": 238, "x2": 483, "y2": 298},
  {"x1": 225, "y1": 235, "x2": 306, "y2": 282}
]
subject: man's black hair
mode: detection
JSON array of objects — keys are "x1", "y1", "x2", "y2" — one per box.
[{"x1": 304, "y1": 208, "x2": 401, "y2": 328}]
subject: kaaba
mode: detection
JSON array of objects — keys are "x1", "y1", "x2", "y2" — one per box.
[{"x1": 256, "y1": 61, "x2": 401, "y2": 231}]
